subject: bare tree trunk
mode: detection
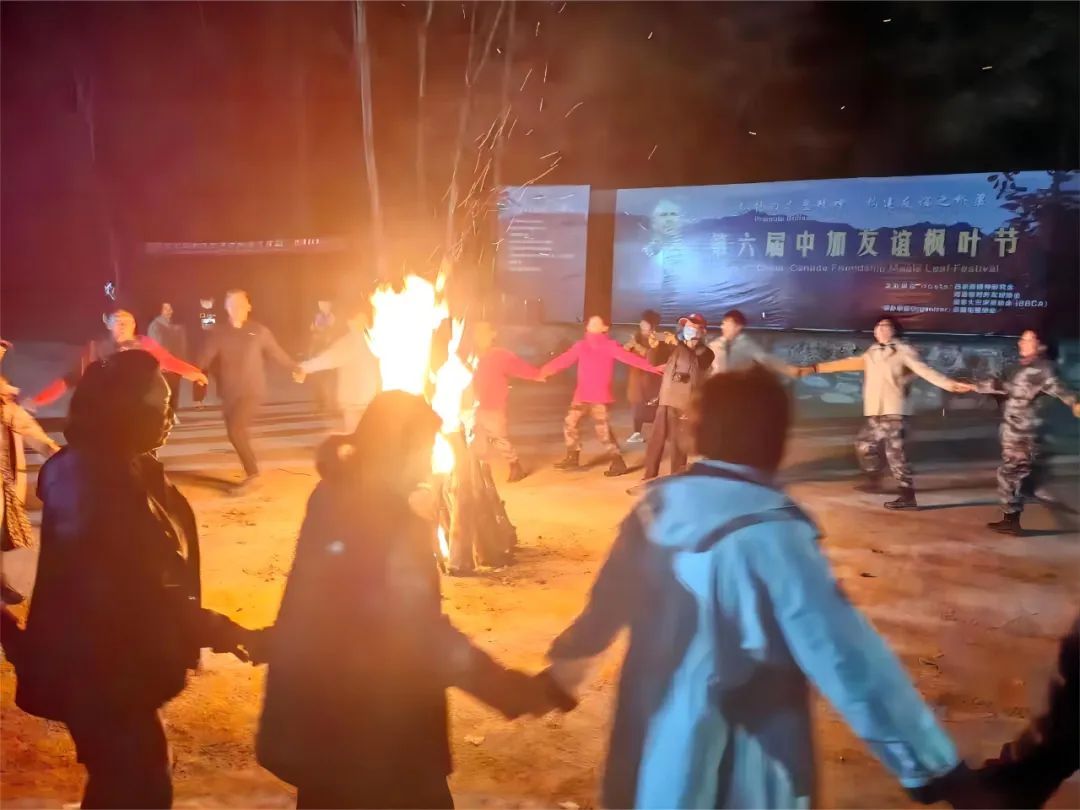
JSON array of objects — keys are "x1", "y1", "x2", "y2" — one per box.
[{"x1": 354, "y1": 0, "x2": 386, "y2": 278}]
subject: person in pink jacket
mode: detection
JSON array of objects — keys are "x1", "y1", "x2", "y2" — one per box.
[{"x1": 540, "y1": 316, "x2": 662, "y2": 477}]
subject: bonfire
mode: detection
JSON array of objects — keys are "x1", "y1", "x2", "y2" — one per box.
[{"x1": 365, "y1": 270, "x2": 516, "y2": 574}]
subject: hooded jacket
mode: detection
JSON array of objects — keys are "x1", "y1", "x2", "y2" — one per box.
[{"x1": 548, "y1": 461, "x2": 959, "y2": 808}]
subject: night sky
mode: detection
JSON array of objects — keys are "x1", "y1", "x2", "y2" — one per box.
[{"x1": 2, "y1": 1, "x2": 1076, "y2": 341}]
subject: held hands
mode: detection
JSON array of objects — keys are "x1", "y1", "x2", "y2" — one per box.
[
  {"x1": 187, "y1": 371, "x2": 210, "y2": 387},
  {"x1": 1073, "y1": 402, "x2": 1080, "y2": 419},
  {"x1": 292, "y1": 368, "x2": 307, "y2": 384},
  {"x1": 950, "y1": 381, "x2": 976, "y2": 394}
]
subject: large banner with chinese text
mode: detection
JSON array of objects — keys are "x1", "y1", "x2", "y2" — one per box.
[
  {"x1": 612, "y1": 171, "x2": 1078, "y2": 333},
  {"x1": 495, "y1": 185, "x2": 589, "y2": 323}
]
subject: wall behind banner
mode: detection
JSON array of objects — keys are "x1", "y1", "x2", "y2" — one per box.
[{"x1": 611, "y1": 170, "x2": 1079, "y2": 334}]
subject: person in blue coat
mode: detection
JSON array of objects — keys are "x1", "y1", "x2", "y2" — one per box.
[{"x1": 546, "y1": 366, "x2": 977, "y2": 809}]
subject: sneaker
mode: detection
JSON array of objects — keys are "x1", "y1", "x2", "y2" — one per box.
[
  {"x1": 987, "y1": 512, "x2": 1022, "y2": 535},
  {"x1": 626, "y1": 432, "x2": 645, "y2": 444},
  {"x1": 604, "y1": 455, "x2": 630, "y2": 477},
  {"x1": 884, "y1": 489, "x2": 918, "y2": 510}
]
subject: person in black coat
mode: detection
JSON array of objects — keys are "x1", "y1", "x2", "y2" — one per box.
[
  {"x1": 977, "y1": 614, "x2": 1079, "y2": 807},
  {"x1": 254, "y1": 390, "x2": 572, "y2": 809},
  {"x1": 10, "y1": 350, "x2": 254, "y2": 809}
]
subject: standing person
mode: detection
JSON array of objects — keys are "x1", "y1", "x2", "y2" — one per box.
[
  {"x1": 27, "y1": 309, "x2": 207, "y2": 410},
  {"x1": 973, "y1": 328, "x2": 1080, "y2": 535},
  {"x1": 198, "y1": 289, "x2": 301, "y2": 493},
  {"x1": 254, "y1": 391, "x2": 571, "y2": 809},
  {"x1": 294, "y1": 300, "x2": 380, "y2": 435},
  {"x1": 148, "y1": 302, "x2": 189, "y2": 415},
  {"x1": 11, "y1": 350, "x2": 255, "y2": 809},
  {"x1": 0, "y1": 339, "x2": 60, "y2": 605},
  {"x1": 623, "y1": 309, "x2": 671, "y2": 444},
  {"x1": 540, "y1": 315, "x2": 662, "y2": 477},
  {"x1": 471, "y1": 322, "x2": 543, "y2": 483},
  {"x1": 544, "y1": 367, "x2": 974, "y2": 810},
  {"x1": 308, "y1": 300, "x2": 338, "y2": 415},
  {"x1": 193, "y1": 297, "x2": 218, "y2": 407},
  {"x1": 639, "y1": 313, "x2": 714, "y2": 485},
  {"x1": 708, "y1": 309, "x2": 800, "y2": 377},
  {"x1": 800, "y1": 316, "x2": 970, "y2": 509}
]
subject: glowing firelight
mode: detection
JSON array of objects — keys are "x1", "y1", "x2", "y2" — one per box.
[
  {"x1": 366, "y1": 272, "x2": 476, "y2": 482},
  {"x1": 437, "y1": 525, "x2": 450, "y2": 560}
]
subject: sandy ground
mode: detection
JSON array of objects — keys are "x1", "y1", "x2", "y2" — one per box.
[{"x1": 2, "y1": 387, "x2": 1079, "y2": 809}]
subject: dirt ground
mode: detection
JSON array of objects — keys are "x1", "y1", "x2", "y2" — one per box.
[{"x1": 2, "y1": 392, "x2": 1078, "y2": 808}]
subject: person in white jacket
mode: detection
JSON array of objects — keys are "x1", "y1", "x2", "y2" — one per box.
[
  {"x1": 800, "y1": 316, "x2": 972, "y2": 509},
  {"x1": 294, "y1": 301, "x2": 380, "y2": 434}
]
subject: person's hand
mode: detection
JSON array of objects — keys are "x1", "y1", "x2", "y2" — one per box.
[
  {"x1": 951, "y1": 381, "x2": 975, "y2": 394},
  {"x1": 293, "y1": 368, "x2": 307, "y2": 384},
  {"x1": 662, "y1": 331, "x2": 678, "y2": 345},
  {"x1": 240, "y1": 627, "x2": 273, "y2": 665},
  {"x1": 190, "y1": 371, "x2": 209, "y2": 387},
  {"x1": 1072, "y1": 402, "x2": 1080, "y2": 419},
  {"x1": 796, "y1": 366, "x2": 815, "y2": 378}
]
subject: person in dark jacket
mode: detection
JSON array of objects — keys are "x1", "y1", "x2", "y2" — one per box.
[
  {"x1": 198, "y1": 289, "x2": 301, "y2": 493},
  {"x1": 977, "y1": 614, "x2": 1079, "y2": 807},
  {"x1": 10, "y1": 350, "x2": 254, "y2": 809},
  {"x1": 623, "y1": 309, "x2": 672, "y2": 444},
  {"x1": 637, "y1": 313, "x2": 714, "y2": 487},
  {"x1": 254, "y1": 391, "x2": 572, "y2": 809}
]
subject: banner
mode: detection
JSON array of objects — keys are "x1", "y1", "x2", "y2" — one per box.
[
  {"x1": 612, "y1": 171, "x2": 1078, "y2": 333},
  {"x1": 496, "y1": 185, "x2": 589, "y2": 323},
  {"x1": 145, "y1": 237, "x2": 350, "y2": 255}
]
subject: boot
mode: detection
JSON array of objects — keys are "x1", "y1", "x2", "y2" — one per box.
[
  {"x1": 987, "y1": 512, "x2": 1023, "y2": 536},
  {"x1": 0, "y1": 575, "x2": 24, "y2": 606},
  {"x1": 884, "y1": 488, "x2": 917, "y2": 510},
  {"x1": 603, "y1": 455, "x2": 629, "y2": 477},
  {"x1": 507, "y1": 461, "x2": 527, "y2": 483},
  {"x1": 554, "y1": 450, "x2": 580, "y2": 471},
  {"x1": 854, "y1": 474, "x2": 883, "y2": 494}
]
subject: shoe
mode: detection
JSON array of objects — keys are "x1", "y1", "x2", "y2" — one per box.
[
  {"x1": 554, "y1": 451, "x2": 580, "y2": 471},
  {"x1": 884, "y1": 489, "x2": 917, "y2": 510},
  {"x1": 230, "y1": 474, "x2": 261, "y2": 496},
  {"x1": 0, "y1": 578, "x2": 24, "y2": 606},
  {"x1": 626, "y1": 432, "x2": 645, "y2": 444},
  {"x1": 854, "y1": 476, "x2": 883, "y2": 494},
  {"x1": 604, "y1": 455, "x2": 630, "y2": 477},
  {"x1": 987, "y1": 512, "x2": 1022, "y2": 535},
  {"x1": 507, "y1": 461, "x2": 527, "y2": 483}
]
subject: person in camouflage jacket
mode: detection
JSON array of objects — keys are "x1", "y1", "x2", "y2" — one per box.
[{"x1": 975, "y1": 329, "x2": 1080, "y2": 535}]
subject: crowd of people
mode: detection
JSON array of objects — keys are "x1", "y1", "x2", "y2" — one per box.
[{"x1": 0, "y1": 295, "x2": 1077, "y2": 809}]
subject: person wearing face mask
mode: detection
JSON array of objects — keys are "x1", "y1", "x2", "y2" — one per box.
[
  {"x1": 971, "y1": 328, "x2": 1080, "y2": 535},
  {"x1": 799, "y1": 316, "x2": 972, "y2": 510},
  {"x1": 635, "y1": 313, "x2": 715, "y2": 487},
  {"x1": 708, "y1": 309, "x2": 801, "y2": 378},
  {"x1": 10, "y1": 350, "x2": 256, "y2": 809},
  {"x1": 540, "y1": 315, "x2": 663, "y2": 477},
  {"x1": 253, "y1": 391, "x2": 574, "y2": 808},
  {"x1": 27, "y1": 309, "x2": 208, "y2": 411}
]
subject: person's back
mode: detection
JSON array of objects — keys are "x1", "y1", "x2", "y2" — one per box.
[{"x1": 548, "y1": 367, "x2": 965, "y2": 809}]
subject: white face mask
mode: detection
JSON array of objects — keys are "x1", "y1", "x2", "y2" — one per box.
[{"x1": 683, "y1": 327, "x2": 701, "y2": 342}]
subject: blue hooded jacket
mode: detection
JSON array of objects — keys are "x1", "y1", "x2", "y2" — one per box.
[{"x1": 548, "y1": 461, "x2": 958, "y2": 808}]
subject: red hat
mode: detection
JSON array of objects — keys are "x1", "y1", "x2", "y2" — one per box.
[{"x1": 678, "y1": 313, "x2": 708, "y2": 330}]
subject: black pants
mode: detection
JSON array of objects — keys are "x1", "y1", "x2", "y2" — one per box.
[
  {"x1": 66, "y1": 707, "x2": 172, "y2": 809},
  {"x1": 643, "y1": 405, "x2": 688, "y2": 480},
  {"x1": 163, "y1": 372, "x2": 182, "y2": 414},
  {"x1": 632, "y1": 401, "x2": 657, "y2": 434},
  {"x1": 224, "y1": 397, "x2": 259, "y2": 477},
  {"x1": 296, "y1": 774, "x2": 453, "y2": 809}
]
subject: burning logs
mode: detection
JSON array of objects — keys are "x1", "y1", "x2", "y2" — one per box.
[{"x1": 438, "y1": 430, "x2": 516, "y2": 576}]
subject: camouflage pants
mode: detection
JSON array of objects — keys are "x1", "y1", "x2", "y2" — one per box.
[
  {"x1": 564, "y1": 402, "x2": 620, "y2": 456},
  {"x1": 998, "y1": 425, "x2": 1037, "y2": 515},
  {"x1": 856, "y1": 415, "x2": 913, "y2": 489},
  {"x1": 474, "y1": 408, "x2": 519, "y2": 464}
]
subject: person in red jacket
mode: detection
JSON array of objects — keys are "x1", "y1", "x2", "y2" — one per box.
[
  {"x1": 28, "y1": 309, "x2": 207, "y2": 410},
  {"x1": 540, "y1": 315, "x2": 662, "y2": 477},
  {"x1": 471, "y1": 322, "x2": 543, "y2": 483}
]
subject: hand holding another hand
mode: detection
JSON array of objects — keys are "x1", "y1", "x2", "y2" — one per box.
[{"x1": 951, "y1": 381, "x2": 975, "y2": 394}]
